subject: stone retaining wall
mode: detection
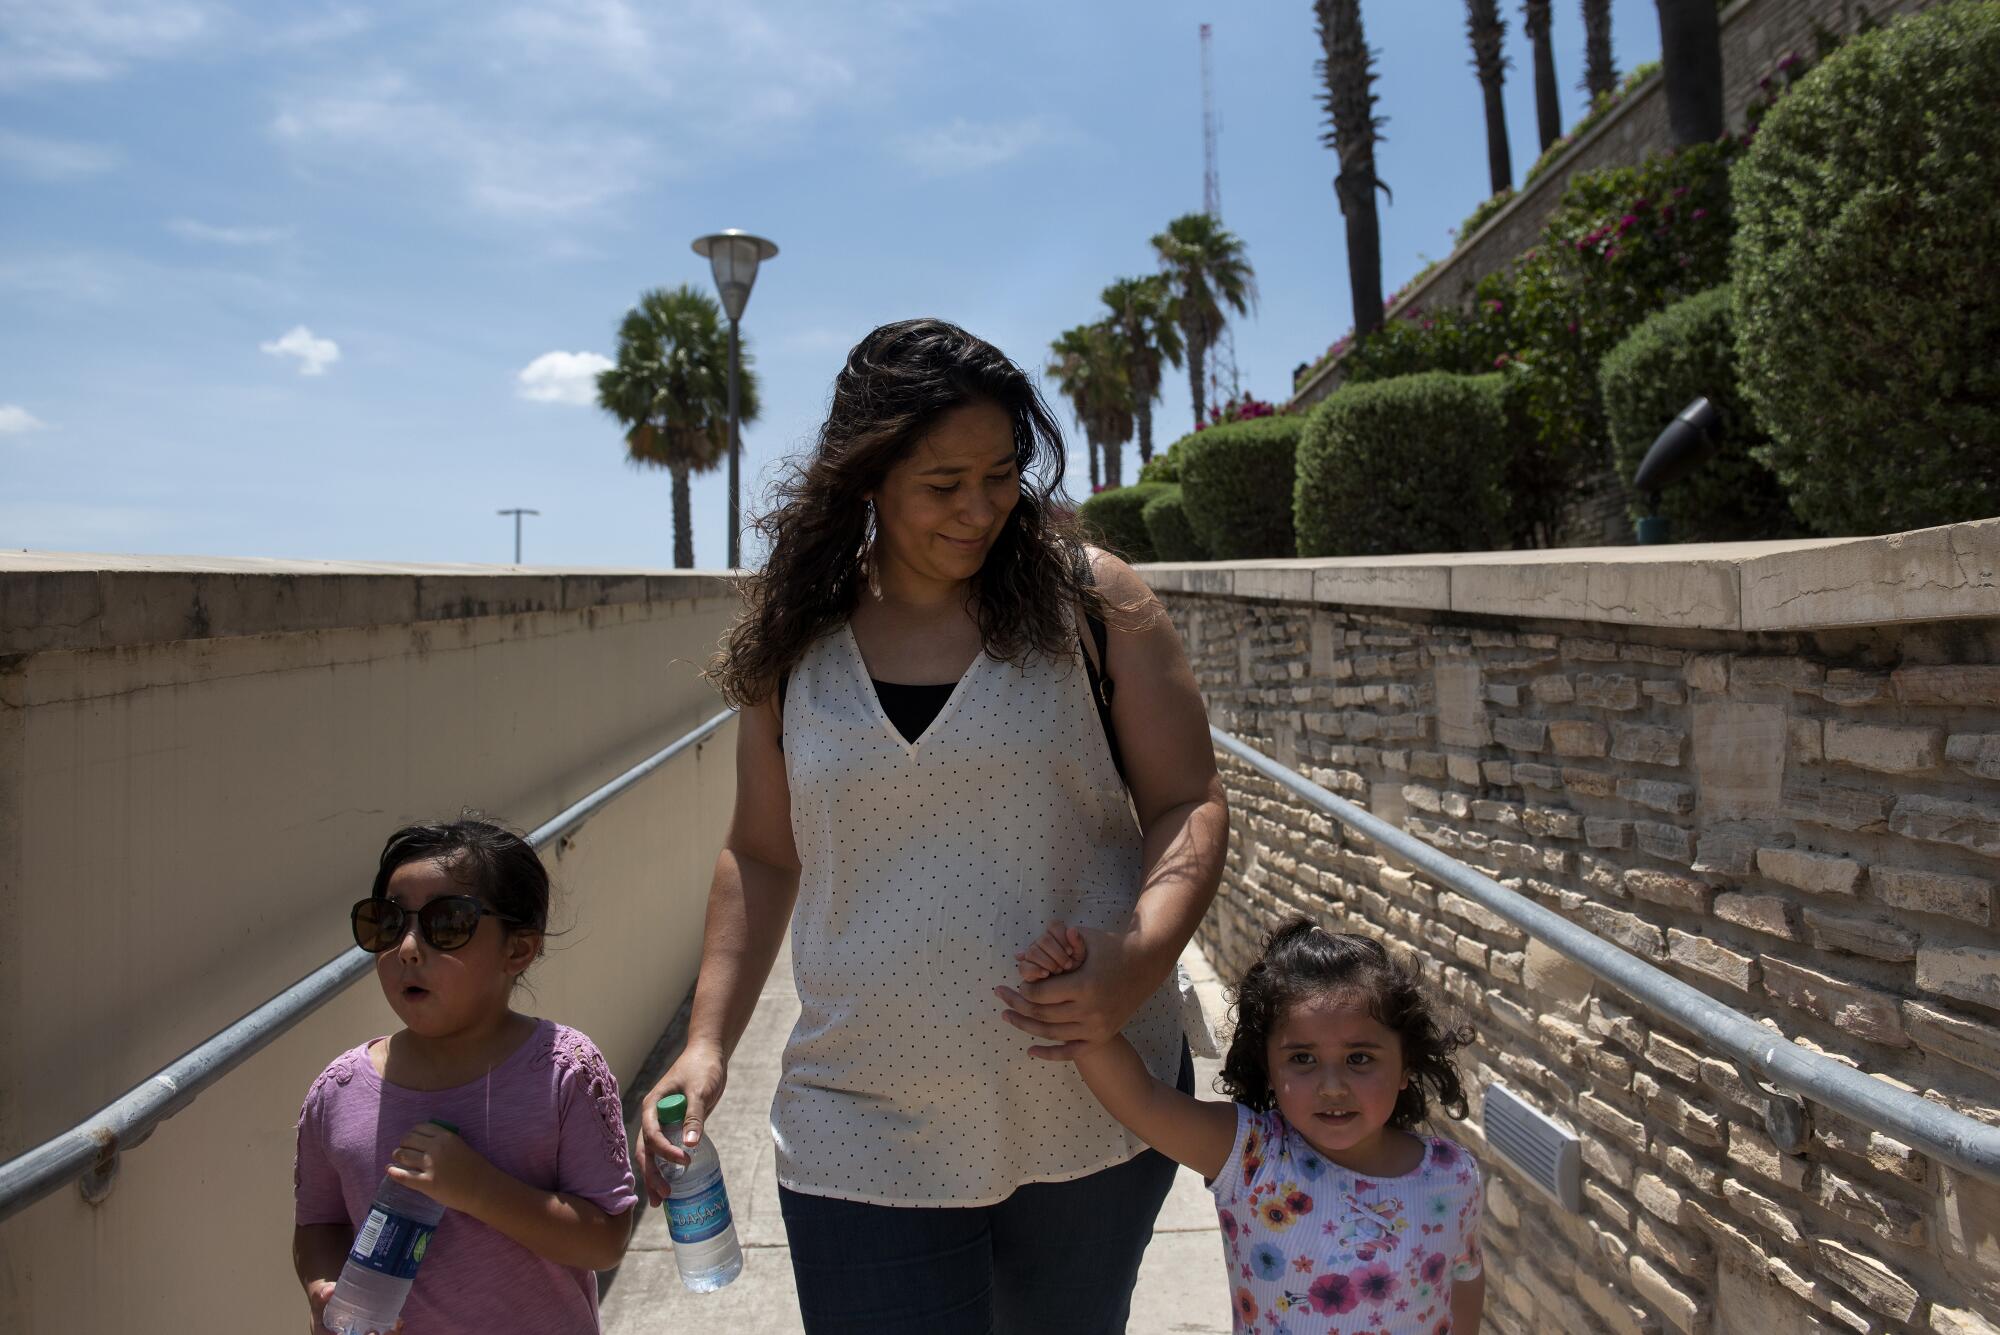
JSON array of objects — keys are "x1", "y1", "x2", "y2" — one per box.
[{"x1": 1146, "y1": 524, "x2": 2000, "y2": 1335}]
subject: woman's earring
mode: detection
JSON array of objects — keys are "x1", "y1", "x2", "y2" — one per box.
[{"x1": 864, "y1": 499, "x2": 883, "y2": 600}]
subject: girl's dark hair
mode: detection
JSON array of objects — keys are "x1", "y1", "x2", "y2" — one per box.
[
  {"x1": 370, "y1": 817, "x2": 551, "y2": 968},
  {"x1": 708, "y1": 318, "x2": 1102, "y2": 706},
  {"x1": 1219, "y1": 918, "x2": 1475, "y2": 1130}
]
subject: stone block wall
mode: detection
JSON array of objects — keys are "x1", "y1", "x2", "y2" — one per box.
[{"x1": 1155, "y1": 552, "x2": 2000, "y2": 1334}]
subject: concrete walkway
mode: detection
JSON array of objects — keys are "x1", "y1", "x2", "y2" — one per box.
[{"x1": 602, "y1": 940, "x2": 1235, "y2": 1334}]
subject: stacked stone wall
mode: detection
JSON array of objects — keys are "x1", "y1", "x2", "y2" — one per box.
[{"x1": 1166, "y1": 590, "x2": 2000, "y2": 1335}]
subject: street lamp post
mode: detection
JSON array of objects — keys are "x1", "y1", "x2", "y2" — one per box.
[
  {"x1": 497, "y1": 508, "x2": 539, "y2": 564},
  {"x1": 691, "y1": 229, "x2": 778, "y2": 570}
]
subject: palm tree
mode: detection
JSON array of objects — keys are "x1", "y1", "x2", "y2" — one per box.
[
  {"x1": 596, "y1": 285, "x2": 760, "y2": 569},
  {"x1": 1315, "y1": 0, "x2": 1389, "y2": 340},
  {"x1": 1047, "y1": 323, "x2": 1136, "y2": 489},
  {"x1": 1100, "y1": 275, "x2": 1184, "y2": 465},
  {"x1": 1151, "y1": 213, "x2": 1254, "y2": 431},
  {"x1": 1523, "y1": 0, "x2": 1562, "y2": 151},
  {"x1": 1655, "y1": 0, "x2": 1724, "y2": 145},
  {"x1": 1582, "y1": 0, "x2": 1617, "y2": 100},
  {"x1": 1466, "y1": 0, "x2": 1513, "y2": 196}
]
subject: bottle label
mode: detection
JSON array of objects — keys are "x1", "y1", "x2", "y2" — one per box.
[
  {"x1": 347, "y1": 1206, "x2": 437, "y2": 1280},
  {"x1": 667, "y1": 1177, "x2": 732, "y2": 1245}
]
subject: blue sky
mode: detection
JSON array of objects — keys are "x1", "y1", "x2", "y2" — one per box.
[{"x1": 2, "y1": 1, "x2": 1666, "y2": 569}]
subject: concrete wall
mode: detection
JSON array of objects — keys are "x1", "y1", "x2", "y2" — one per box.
[
  {"x1": 0, "y1": 555, "x2": 742, "y2": 1334},
  {"x1": 1290, "y1": 0, "x2": 1934, "y2": 412},
  {"x1": 1144, "y1": 520, "x2": 2000, "y2": 1335}
]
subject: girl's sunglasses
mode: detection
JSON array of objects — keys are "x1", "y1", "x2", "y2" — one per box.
[{"x1": 350, "y1": 896, "x2": 521, "y2": 953}]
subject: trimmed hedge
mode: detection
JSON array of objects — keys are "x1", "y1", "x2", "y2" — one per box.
[
  {"x1": 1600, "y1": 287, "x2": 1801, "y2": 542},
  {"x1": 1295, "y1": 373, "x2": 1511, "y2": 557},
  {"x1": 1076, "y1": 482, "x2": 1167, "y2": 562},
  {"x1": 1732, "y1": 2, "x2": 2000, "y2": 536},
  {"x1": 1178, "y1": 415, "x2": 1304, "y2": 559},
  {"x1": 1141, "y1": 485, "x2": 1209, "y2": 561}
]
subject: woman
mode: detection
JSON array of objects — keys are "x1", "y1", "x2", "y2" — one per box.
[{"x1": 639, "y1": 318, "x2": 1228, "y2": 1334}]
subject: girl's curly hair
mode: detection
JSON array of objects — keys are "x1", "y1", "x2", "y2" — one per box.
[
  {"x1": 1218, "y1": 918, "x2": 1476, "y2": 1130},
  {"x1": 707, "y1": 318, "x2": 1103, "y2": 706}
]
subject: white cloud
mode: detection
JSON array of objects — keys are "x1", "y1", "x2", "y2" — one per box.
[
  {"x1": 168, "y1": 218, "x2": 292, "y2": 246},
  {"x1": 271, "y1": 71, "x2": 655, "y2": 220},
  {"x1": 516, "y1": 350, "x2": 612, "y2": 405},
  {"x1": 265, "y1": 1, "x2": 944, "y2": 223},
  {"x1": 896, "y1": 116, "x2": 1065, "y2": 174},
  {"x1": 0, "y1": 403, "x2": 47, "y2": 434},
  {"x1": 0, "y1": 0, "x2": 215, "y2": 86},
  {"x1": 261, "y1": 325, "x2": 341, "y2": 376},
  {"x1": 0, "y1": 129, "x2": 120, "y2": 179}
]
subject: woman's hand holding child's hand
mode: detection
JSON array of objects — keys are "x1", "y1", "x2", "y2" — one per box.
[
  {"x1": 384, "y1": 1121, "x2": 493, "y2": 1216},
  {"x1": 1015, "y1": 920, "x2": 1087, "y2": 982},
  {"x1": 1001, "y1": 919, "x2": 1149, "y2": 1059}
]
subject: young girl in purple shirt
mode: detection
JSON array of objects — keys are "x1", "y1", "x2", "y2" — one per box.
[{"x1": 293, "y1": 820, "x2": 637, "y2": 1334}]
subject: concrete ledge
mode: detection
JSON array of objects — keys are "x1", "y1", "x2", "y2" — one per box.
[
  {"x1": 0, "y1": 552, "x2": 738, "y2": 655},
  {"x1": 1139, "y1": 519, "x2": 2000, "y2": 632}
]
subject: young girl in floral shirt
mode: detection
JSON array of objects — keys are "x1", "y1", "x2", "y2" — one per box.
[{"x1": 1016, "y1": 917, "x2": 1484, "y2": 1334}]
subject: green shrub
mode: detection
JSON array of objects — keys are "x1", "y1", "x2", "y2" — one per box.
[
  {"x1": 1455, "y1": 188, "x2": 1515, "y2": 245},
  {"x1": 1077, "y1": 482, "x2": 1167, "y2": 562},
  {"x1": 1178, "y1": 415, "x2": 1304, "y2": 559},
  {"x1": 1141, "y1": 485, "x2": 1209, "y2": 561},
  {"x1": 1600, "y1": 287, "x2": 1801, "y2": 542},
  {"x1": 1296, "y1": 373, "x2": 1512, "y2": 557},
  {"x1": 1731, "y1": 2, "x2": 2000, "y2": 537},
  {"x1": 1342, "y1": 302, "x2": 1511, "y2": 387},
  {"x1": 1138, "y1": 434, "x2": 1189, "y2": 484},
  {"x1": 1498, "y1": 139, "x2": 1739, "y2": 543}
]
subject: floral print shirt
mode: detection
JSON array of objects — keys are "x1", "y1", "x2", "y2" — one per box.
[{"x1": 1210, "y1": 1104, "x2": 1483, "y2": 1335}]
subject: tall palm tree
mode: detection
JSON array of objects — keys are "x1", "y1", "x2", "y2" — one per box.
[
  {"x1": 1466, "y1": 0, "x2": 1513, "y2": 196},
  {"x1": 1100, "y1": 275, "x2": 1184, "y2": 465},
  {"x1": 1047, "y1": 323, "x2": 1136, "y2": 489},
  {"x1": 1523, "y1": 0, "x2": 1562, "y2": 151},
  {"x1": 1151, "y1": 213, "x2": 1254, "y2": 431},
  {"x1": 596, "y1": 285, "x2": 761, "y2": 569},
  {"x1": 1655, "y1": 0, "x2": 1724, "y2": 145},
  {"x1": 1315, "y1": 0, "x2": 1389, "y2": 340},
  {"x1": 1582, "y1": 0, "x2": 1617, "y2": 100}
]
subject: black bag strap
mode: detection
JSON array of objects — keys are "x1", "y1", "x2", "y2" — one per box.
[{"x1": 1073, "y1": 548, "x2": 1128, "y2": 787}]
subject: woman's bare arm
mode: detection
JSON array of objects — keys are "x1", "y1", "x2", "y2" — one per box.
[
  {"x1": 638, "y1": 694, "x2": 801, "y2": 1200},
  {"x1": 998, "y1": 551, "x2": 1228, "y2": 1053}
]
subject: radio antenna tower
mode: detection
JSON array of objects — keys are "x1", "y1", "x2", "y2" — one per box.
[
  {"x1": 1200, "y1": 23, "x2": 1242, "y2": 412},
  {"x1": 1200, "y1": 23, "x2": 1222, "y2": 219}
]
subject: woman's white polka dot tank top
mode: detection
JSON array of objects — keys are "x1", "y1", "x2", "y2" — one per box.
[{"x1": 773, "y1": 621, "x2": 1190, "y2": 1206}]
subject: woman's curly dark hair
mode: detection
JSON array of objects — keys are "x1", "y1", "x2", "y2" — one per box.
[
  {"x1": 708, "y1": 318, "x2": 1103, "y2": 706},
  {"x1": 1218, "y1": 919, "x2": 1476, "y2": 1130}
]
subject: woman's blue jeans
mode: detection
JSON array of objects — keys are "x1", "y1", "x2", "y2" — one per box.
[{"x1": 777, "y1": 1043, "x2": 1195, "y2": 1335}]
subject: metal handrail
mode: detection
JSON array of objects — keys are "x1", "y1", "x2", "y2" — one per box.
[
  {"x1": 0, "y1": 708, "x2": 736, "y2": 1224},
  {"x1": 1212, "y1": 726, "x2": 2000, "y2": 1186}
]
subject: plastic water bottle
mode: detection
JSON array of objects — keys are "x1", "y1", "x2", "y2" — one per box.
[
  {"x1": 322, "y1": 1119, "x2": 455, "y2": 1334},
  {"x1": 655, "y1": 1094, "x2": 742, "y2": 1291}
]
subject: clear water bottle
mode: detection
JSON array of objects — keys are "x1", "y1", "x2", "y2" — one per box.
[
  {"x1": 655, "y1": 1094, "x2": 742, "y2": 1291},
  {"x1": 322, "y1": 1119, "x2": 456, "y2": 1334}
]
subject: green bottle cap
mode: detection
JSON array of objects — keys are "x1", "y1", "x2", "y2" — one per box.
[
  {"x1": 430, "y1": 1118, "x2": 460, "y2": 1134},
  {"x1": 656, "y1": 1094, "x2": 688, "y2": 1125}
]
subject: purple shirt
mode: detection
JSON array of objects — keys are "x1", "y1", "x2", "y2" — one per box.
[{"x1": 295, "y1": 1018, "x2": 639, "y2": 1335}]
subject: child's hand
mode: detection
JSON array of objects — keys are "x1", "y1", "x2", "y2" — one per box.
[
  {"x1": 384, "y1": 1120, "x2": 493, "y2": 1216},
  {"x1": 305, "y1": 1278, "x2": 403, "y2": 1333},
  {"x1": 1015, "y1": 920, "x2": 1088, "y2": 982}
]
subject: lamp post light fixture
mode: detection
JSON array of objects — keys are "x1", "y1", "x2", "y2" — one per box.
[
  {"x1": 691, "y1": 229, "x2": 778, "y2": 570},
  {"x1": 1632, "y1": 396, "x2": 1721, "y2": 545},
  {"x1": 497, "y1": 508, "x2": 540, "y2": 565}
]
